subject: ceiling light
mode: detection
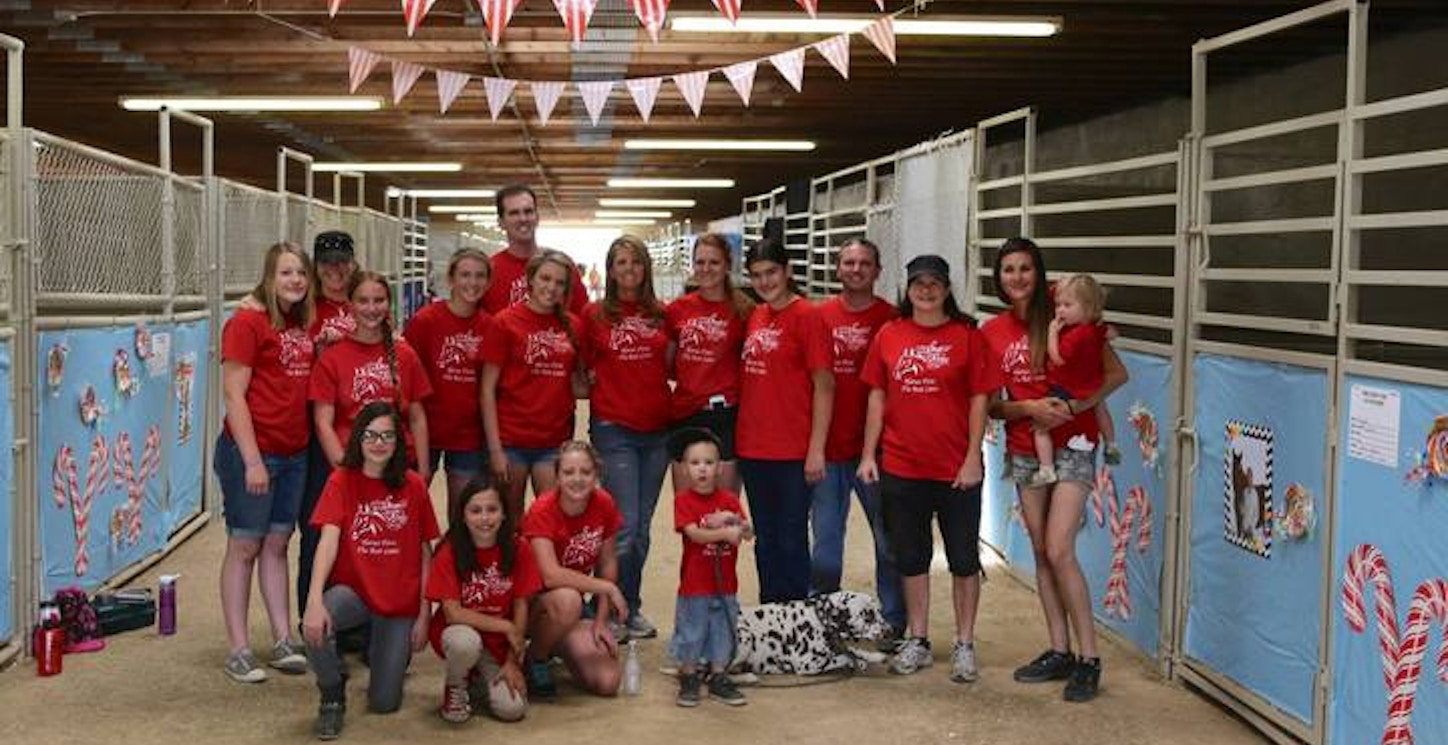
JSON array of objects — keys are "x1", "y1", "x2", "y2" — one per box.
[
  {"x1": 593, "y1": 218, "x2": 658, "y2": 226},
  {"x1": 428, "y1": 205, "x2": 497, "y2": 213},
  {"x1": 668, "y1": 15, "x2": 1060, "y2": 37},
  {"x1": 600, "y1": 198, "x2": 697, "y2": 208},
  {"x1": 401, "y1": 189, "x2": 497, "y2": 198},
  {"x1": 313, "y1": 162, "x2": 462, "y2": 173},
  {"x1": 119, "y1": 96, "x2": 384, "y2": 112},
  {"x1": 624, "y1": 139, "x2": 816, "y2": 152},
  {"x1": 596, "y1": 210, "x2": 672, "y2": 219},
  {"x1": 454, "y1": 214, "x2": 497, "y2": 222},
  {"x1": 607, "y1": 178, "x2": 734, "y2": 189}
]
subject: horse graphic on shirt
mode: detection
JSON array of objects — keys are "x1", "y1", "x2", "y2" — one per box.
[
  {"x1": 893, "y1": 340, "x2": 952, "y2": 381},
  {"x1": 278, "y1": 327, "x2": 314, "y2": 375},
  {"x1": 561, "y1": 525, "x2": 604, "y2": 571},
  {"x1": 351, "y1": 359, "x2": 394, "y2": 403},
  {"x1": 742, "y1": 326, "x2": 782, "y2": 363},
  {"x1": 679, "y1": 315, "x2": 728, "y2": 351},
  {"x1": 462, "y1": 564, "x2": 513, "y2": 609},
  {"x1": 350, "y1": 496, "x2": 409, "y2": 542},
  {"x1": 437, "y1": 331, "x2": 481, "y2": 371},
  {"x1": 524, "y1": 329, "x2": 571, "y2": 366},
  {"x1": 320, "y1": 312, "x2": 356, "y2": 342},
  {"x1": 508, "y1": 276, "x2": 529, "y2": 306},
  {"x1": 610, "y1": 316, "x2": 659, "y2": 352},
  {"x1": 832, "y1": 323, "x2": 872, "y2": 359}
]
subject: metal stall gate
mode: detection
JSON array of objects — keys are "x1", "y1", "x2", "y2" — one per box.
[
  {"x1": 808, "y1": 154, "x2": 897, "y2": 297},
  {"x1": 0, "y1": 32, "x2": 27, "y2": 666}
]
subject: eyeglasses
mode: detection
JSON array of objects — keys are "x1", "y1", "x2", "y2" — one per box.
[{"x1": 360, "y1": 430, "x2": 397, "y2": 444}]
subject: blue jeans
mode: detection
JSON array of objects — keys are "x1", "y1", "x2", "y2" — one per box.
[
  {"x1": 739, "y1": 459, "x2": 811, "y2": 604},
  {"x1": 808, "y1": 460, "x2": 906, "y2": 629},
  {"x1": 590, "y1": 419, "x2": 670, "y2": 619},
  {"x1": 213, "y1": 433, "x2": 308, "y2": 539}
]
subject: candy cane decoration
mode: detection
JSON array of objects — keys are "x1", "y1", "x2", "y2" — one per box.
[
  {"x1": 1383, "y1": 578, "x2": 1448, "y2": 745},
  {"x1": 1092, "y1": 465, "x2": 1113, "y2": 527},
  {"x1": 54, "y1": 436, "x2": 109, "y2": 576},
  {"x1": 1342, "y1": 543, "x2": 1402, "y2": 691},
  {"x1": 113, "y1": 426, "x2": 163, "y2": 545},
  {"x1": 1101, "y1": 485, "x2": 1152, "y2": 620}
]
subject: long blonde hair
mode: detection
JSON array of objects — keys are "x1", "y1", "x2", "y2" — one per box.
[
  {"x1": 251, "y1": 241, "x2": 315, "y2": 331},
  {"x1": 599, "y1": 235, "x2": 664, "y2": 324},
  {"x1": 693, "y1": 233, "x2": 753, "y2": 321},
  {"x1": 525, "y1": 249, "x2": 579, "y2": 351}
]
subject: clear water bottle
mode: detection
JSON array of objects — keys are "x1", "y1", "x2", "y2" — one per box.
[{"x1": 622, "y1": 639, "x2": 641, "y2": 696}]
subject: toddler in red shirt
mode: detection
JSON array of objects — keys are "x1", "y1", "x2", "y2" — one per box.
[
  {"x1": 668, "y1": 428, "x2": 752, "y2": 708},
  {"x1": 1032, "y1": 274, "x2": 1120, "y2": 485}
]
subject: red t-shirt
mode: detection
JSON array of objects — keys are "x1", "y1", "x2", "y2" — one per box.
[
  {"x1": 221, "y1": 308, "x2": 314, "y2": 455},
  {"x1": 310, "y1": 469, "x2": 440, "y2": 617},
  {"x1": 980, "y1": 312, "x2": 1100, "y2": 455},
  {"x1": 403, "y1": 302, "x2": 491, "y2": 451},
  {"x1": 818, "y1": 296, "x2": 898, "y2": 462},
  {"x1": 521, "y1": 489, "x2": 623, "y2": 576},
  {"x1": 479, "y1": 304, "x2": 580, "y2": 449},
  {"x1": 426, "y1": 538, "x2": 542, "y2": 663},
  {"x1": 581, "y1": 301, "x2": 671, "y2": 433},
  {"x1": 310, "y1": 296, "x2": 355, "y2": 345},
  {"x1": 736, "y1": 299, "x2": 832, "y2": 461},
  {"x1": 481, "y1": 249, "x2": 589, "y2": 316},
  {"x1": 674, "y1": 488, "x2": 746, "y2": 597},
  {"x1": 1050, "y1": 323, "x2": 1107, "y2": 400},
  {"x1": 308, "y1": 336, "x2": 433, "y2": 452},
  {"x1": 861, "y1": 319, "x2": 1001, "y2": 481},
  {"x1": 665, "y1": 293, "x2": 747, "y2": 420}
]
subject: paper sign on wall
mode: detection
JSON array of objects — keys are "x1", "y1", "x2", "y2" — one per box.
[{"x1": 1348, "y1": 384, "x2": 1399, "y2": 468}]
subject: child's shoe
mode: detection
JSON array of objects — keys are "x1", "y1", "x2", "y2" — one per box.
[
  {"x1": 439, "y1": 684, "x2": 471, "y2": 723},
  {"x1": 1104, "y1": 442, "x2": 1123, "y2": 466},
  {"x1": 525, "y1": 657, "x2": 557, "y2": 700},
  {"x1": 707, "y1": 672, "x2": 747, "y2": 706},
  {"x1": 676, "y1": 671, "x2": 702, "y2": 707}
]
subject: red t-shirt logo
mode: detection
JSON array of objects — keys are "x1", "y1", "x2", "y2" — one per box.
[
  {"x1": 894, "y1": 340, "x2": 951, "y2": 382},
  {"x1": 350, "y1": 496, "x2": 409, "y2": 543},
  {"x1": 279, "y1": 327, "x2": 314, "y2": 376},
  {"x1": 523, "y1": 329, "x2": 570, "y2": 369},
  {"x1": 508, "y1": 276, "x2": 529, "y2": 306},
  {"x1": 462, "y1": 564, "x2": 512, "y2": 609},
  {"x1": 610, "y1": 315, "x2": 659, "y2": 352},
  {"x1": 350, "y1": 359, "x2": 393, "y2": 403},
  {"x1": 561, "y1": 525, "x2": 603, "y2": 570},
  {"x1": 437, "y1": 331, "x2": 481, "y2": 375},
  {"x1": 742, "y1": 326, "x2": 782, "y2": 374}
]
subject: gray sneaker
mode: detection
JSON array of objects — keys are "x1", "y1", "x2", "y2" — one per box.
[
  {"x1": 626, "y1": 614, "x2": 659, "y2": 640},
  {"x1": 225, "y1": 649, "x2": 268, "y2": 683},
  {"x1": 950, "y1": 641, "x2": 979, "y2": 683},
  {"x1": 269, "y1": 638, "x2": 309, "y2": 675},
  {"x1": 889, "y1": 638, "x2": 933, "y2": 675}
]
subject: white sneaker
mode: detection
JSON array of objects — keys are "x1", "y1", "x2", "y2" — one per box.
[
  {"x1": 950, "y1": 641, "x2": 979, "y2": 683},
  {"x1": 268, "y1": 638, "x2": 309, "y2": 674},
  {"x1": 889, "y1": 638, "x2": 933, "y2": 675},
  {"x1": 225, "y1": 649, "x2": 268, "y2": 683}
]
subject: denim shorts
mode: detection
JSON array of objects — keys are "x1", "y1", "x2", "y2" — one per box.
[
  {"x1": 668, "y1": 594, "x2": 740, "y2": 668},
  {"x1": 214, "y1": 433, "x2": 307, "y2": 539},
  {"x1": 672, "y1": 405, "x2": 738, "y2": 461},
  {"x1": 1005, "y1": 448, "x2": 1095, "y2": 486},
  {"x1": 504, "y1": 446, "x2": 559, "y2": 468},
  {"x1": 427, "y1": 448, "x2": 487, "y2": 477}
]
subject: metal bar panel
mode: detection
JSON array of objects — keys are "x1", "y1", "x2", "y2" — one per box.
[
  {"x1": 1200, "y1": 110, "x2": 1342, "y2": 149},
  {"x1": 1204, "y1": 217, "x2": 1335, "y2": 235},
  {"x1": 977, "y1": 106, "x2": 1034, "y2": 129},
  {"x1": 1113, "y1": 337, "x2": 1173, "y2": 357},
  {"x1": 1201, "y1": 268, "x2": 1335, "y2": 283},
  {"x1": 1347, "y1": 210, "x2": 1448, "y2": 229},
  {"x1": 1203, "y1": 164, "x2": 1339, "y2": 192},
  {"x1": 1192, "y1": 339, "x2": 1336, "y2": 370},
  {"x1": 976, "y1": 175, "x2": 1023, "y2": 192},
  {"x1": 1344, "y1": 269, "x2": 1448, "y2": 286},
  {"x1": 1030, "y1": 151, "x2": 1179, "y2": 184},
  {"x1": 1029, "y1": 193, "x2": 1177, "y2": 215},
  {"x1": 1350, "y1": 87, "x2": 1448, "y2": 121},
  {"x1": 1197, "y1": 311, "x2": 1335, "y2": 336},
  {"x1": 32, "y1": 130, "x2": 173, "y2": 179},
  {"x1": 1344, "y1": 322, "x2": 1448, "y2": 347},
  {"x1": 1032, "y1": 235, "x2": 1177, "y2": 248},
  {"x1": 976, "y1": 207, "x2": 1022, "y2": 220},
  {"x1": 1193, "y1": 0, "x2": 1352, "y2": 54},
  {"x1": 1342, "y1": 359, "x2": 1448, "y2": 389},
  {"x1": 1348, "y1": 147, "x2": 1448, "y2": 175},
  {"x1": 1102, "y1": 310, "x2": 1174, "y2": 329}
]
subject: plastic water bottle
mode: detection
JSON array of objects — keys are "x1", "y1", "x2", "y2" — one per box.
[
  {"x1": 158, "y1": 575, "x2": 178, "y2": 636},
  {"x1": 622, "y1": 639, "x2": 641, "y2": 696}
]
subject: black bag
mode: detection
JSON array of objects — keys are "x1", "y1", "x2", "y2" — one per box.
[{"x1": 93, "y1": 589, "x2": 156, "y2": 636}]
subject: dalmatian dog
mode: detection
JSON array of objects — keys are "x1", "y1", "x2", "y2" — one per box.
[{"x1": 731, "y1": 591, "x2": 891, "y2": 676}]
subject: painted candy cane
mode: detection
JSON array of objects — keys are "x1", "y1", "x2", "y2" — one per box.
[
  {"x1": 1102, "y1": 485, "x2": 1152, "y2": 620},
  {"x1": 114, "y1": 426, "x2": 163, "y2": 545},
  {"x1": 1091, "y1": 465, "x2": 1113, "y2": 527},
  {"x1": 1382, "y1": 578, "x2": 1448, "y2": 745},
  {"x1": 1342, "y1": 544, "x2": 1402, "y2": 691},
  {"x1": 70, "y1": 435, "x2": 110, "y2": 576},
  {"x1": 51, "y1": 445, "x2": 82, "y2": 574}
]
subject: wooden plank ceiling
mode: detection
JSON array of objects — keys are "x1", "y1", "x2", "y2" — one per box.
[{"x1": 3, "y1": 0, "x2": 1445, "y2": 225}]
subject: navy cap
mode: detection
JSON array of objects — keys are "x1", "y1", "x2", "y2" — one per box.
[
  {"x1": 906, "y1": 254, "x2": 951, "y2": 285},
  {"x1": 313, "y1": 231, "x2": 355, "y2": 264}
]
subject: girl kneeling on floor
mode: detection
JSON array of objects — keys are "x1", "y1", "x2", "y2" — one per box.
[
  {"x1": 427, "y1": 477, "x2": 542, "y2": 724},
  {"x1": 301, "y1": 401, "x2": 440, "y2": 740}
]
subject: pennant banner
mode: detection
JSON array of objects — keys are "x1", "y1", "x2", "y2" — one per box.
[
  {"x1": 863, "y1": 16, "x2": 897, "y2": 64},
  {"x1": 348, "y1": 47, "x2": 382, "y2": 94},
  {"x1": 770, "y1": 47, "x2": 806, "y2": 92},
  {"x1": 479, "y1": 0, "x2": 524, "y2": 46},
  {"x1": 391, "y1": 59, "x2": 426, "y2": 105},
  {"x1": 723, "y1": 60, "x2": 757, "y2": 106},
  {"x1": 626, "y1": 77, "x2": 662, "y2": 122},
  {"x1": 876, "y1": 0, "x2": 885, "y2": 9},
  {"x1": 553, "y1": 0, "x2": 600, "y2": 46},
  {"x1": 631, "y1": 0, "x2": 672, "y2": 43},
  {"x1": 532, "y1": 81, "x2": 565, "y2": 125},
  {"x1": 711, "y1": 0, "x2": 741, "y2": 24},
  {"x1": 673, "y1": 70, "x2": 709, "y2": 118},
  {"x1": 484, "y1": 76, "x2": 517, "y2": 121},
  {"x1": 814, "y1": 34, "x2": 850, "y2": 79},
  {"x1": 794, "y1": 0, "x2": 819, "y2": 19},
  {"x1": 435, "y1": 69, "x2": 470, "y2": 113},
  {"x1": 329, "y1": 0, "x2": 347, "y2": 17},
  {"x1": 400, "y1": 0, "x2": 438, "y2": 37},
  {"x1": 578, "y1": 80, "x2": 615, "y2": 125}
]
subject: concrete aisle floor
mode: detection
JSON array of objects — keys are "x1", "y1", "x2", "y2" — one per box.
[{"x1": 0, "y1": 478, "x2": 1268, "y2": 745}]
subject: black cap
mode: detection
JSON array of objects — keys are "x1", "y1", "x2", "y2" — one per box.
[
  {"x1": 744, "y1": 237, "x2": 789, "y2": 269},
  {"x1": 906, "y1": 254, "x2": 950, "y2": 285},
  {"x1": 313, "y1": 231, "x2": 355, "y2": 264},
  {"x1": 668, "y1": 427, "x2": 722, "y2": 462}
]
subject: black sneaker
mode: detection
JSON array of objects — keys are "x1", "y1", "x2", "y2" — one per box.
[
  {"x1": 1013, "y1": 649, "x2": 1076, "y2": 683},
  {"x1": 525, "y1": 657, "x2": 557, "y2": 701},
  {"x1": 314, "y1": 702, "x2": 344, "y2": 741},
  {"x1": 676, "y1": 672, "x2": 702, "y2": 707},
  {"x1": 1064, "y1": 658, "x2": 1101, "y2": 702},
  {"x1": 707, "y1": 672, "x2": 747, "y2": 706}
]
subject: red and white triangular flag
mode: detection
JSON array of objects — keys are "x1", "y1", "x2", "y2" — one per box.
[
  {"x1": 814, "y1": 34, "x2": 850, "y2": 79},
  {"x1": 672, "y1": 70, "x2": 709, "y2": 118},
  {"x1": 863, "y1": 16, "x2": 897, "y2": 64},
  {"x1": 483, "y1": 76, "x2": 517, "y2": 121},
  {"x1": 875, "y1": 0, "x2": 885, "y2": 9},
  {"x1": 769, "y1": 47, "x2": 805, "y2": 92},
  {"x1": 479, "y1": 0, "x2": 525, "y2": 46},
  {"x1": 723, "y1": 60, "x2": 757, "y2": 106},
  {"x1": 391, "y1": 59, "x2": 426, "y2": 104},
  {"x1": 710, "y1": 0, "x2": 740, "y2": 24},
  {"x1": 630, "y1": 0, "x2": 671, "y2": 43},
  {"x1": 532, "y1": 81, "x2": 565, "y2": 125},
  {"x1": 578, "y1": 81, "x2": 614, "y2": 126},
  {"x1": 553, "y1": 0, "x2": 599, "y2": 46},
  {"x1": 794, "y1": 0, "x2": 818, "y2": 19},
  {"x1": 329, "y1": 0, "x2": 348, "y2": 17},
  {"x1": 435, "y1": 70, "x2": 470, "y2": 113},
  {"x1": 626, "y1": 77, "x2": 662, "y2": 122},
  {"x1": 400, "y1": 0, "x2": 438, "y2": 37},
  {"x1": 347, "y1": 47, "x2": 383, "y2": 94}
]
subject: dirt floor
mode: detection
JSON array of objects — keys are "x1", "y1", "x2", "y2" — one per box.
[{"x1": 0, "y1": 478, "x2": 1269, "y2": 745}]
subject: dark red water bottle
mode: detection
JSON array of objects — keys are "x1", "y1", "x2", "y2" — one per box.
[{"x1": 36, "y1": 626, "x2": 64, "y2": 676}]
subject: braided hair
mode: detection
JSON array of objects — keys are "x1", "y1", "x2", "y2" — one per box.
[
  {"x1": 348, "y1": 270, "x2": 401, "y2": 407},
  {"x1": 525, "y1": 249, "x2": 580, "y2": 353}
]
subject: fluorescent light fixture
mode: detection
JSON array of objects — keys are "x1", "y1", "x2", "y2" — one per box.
[
  {"x1": 593, "y1": 218, "x2": 657, "y2": 226},
  {"x1": 607, "y1": 178, "x2": 734, "y2": 189},
  {"x1": 313, "y1": 162, "x2": 462, "y2": 173},
  {"x1": 599, "y1": 198, "x2": 697, "y2": 208},
  {"x1": 119, "y1": 96, "x2": 384, "y2": 112},
  {"x1": 596, "y1": 210, "x2": 672, "y2": 219},
  {"x1": 624, "y1": 139, "x2": 815, "y2": 152},
  {"x1": 400, "y1": 189, "x2": 497, "y2": 198},
  {"x1": 454, "y1": 214, "x2": 498, "y2": 222},
  {"x1": 428, "y1": 205, "x2": 497, "y2": 214},
  {"x1": 669, "y1": 15, "x2": 1060, "y2": 37}
]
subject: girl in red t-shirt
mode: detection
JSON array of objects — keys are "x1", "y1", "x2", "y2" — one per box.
[
  {"x1": 427, "y1": 478, "x2": 541, "y2": 724},
  {"x1": 519, "y1": 442, "x2": 626, "y2": 699},
  {"x1": 481, "y1": 249, "x2": 583, "y2": 519},
  {"x1": 217, "y1": 241, "x2": 315, "y2": 683},
  {"x1": 404, "y1": 247, "x2": 492, "y2": 514},
  {"x1": 301, "y1": 402, "x2": 440, "y2": 739}
]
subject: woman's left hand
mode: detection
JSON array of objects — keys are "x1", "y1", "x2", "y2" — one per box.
[
  {"x1": 804, "y1": 450, "x2": 826, "y2": 484},
  {"x1": 590, "y1": 618, "x2": 619, "y2": 657},
  {"x1": 410, "y1": 613, "x2": 429, "y2": 652},
  {"x1": 953, "y1": 453, "x2": 984, "y2": 490},
  {"x1": 497, "y1": 658, "x2": 527, "y2": 697}
]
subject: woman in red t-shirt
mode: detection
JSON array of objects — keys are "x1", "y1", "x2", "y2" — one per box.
[
  {"x1": 665, "y1": 233, "x2": 752, "y2": 495},
  {"x1": 217, "y1": 241, "x2": 315, "y2": 683},
  {"x1": 981, "y1": 238, "x2": 1127, "y2": 703},
  {"x1": 301, "y1": 402, "x2": 440, "y2": 738},
  {"x1": 404, "y1": 247, "x2": 492, "y2": 514},
  {"x1": 480, "y1": 249, "x2": 583, "y2": 519},
  {"x1": 580, "y1": 235, "x2": 672, "y2": 640},
  {"x1": 735, "y1": 237, "x2": 834, "y2": 604},
  {"x1": 427, "y1": 478, "x2": 541, "y2": 724},
  {"x1": 520, "y1": 442, "x2": 626, "y2": 699}
]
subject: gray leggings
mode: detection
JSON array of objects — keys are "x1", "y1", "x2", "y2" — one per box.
[{"x1": 305, "y1": 584, "x2": 416, "y2": 713}]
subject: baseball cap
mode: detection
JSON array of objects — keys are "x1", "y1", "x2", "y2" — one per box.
[
  {"x1": 313, "y1": 231, "x2": 355, "y2": 264},
  {"x1": 906, "y1": 254, "x2": 950, "y2": 285}
]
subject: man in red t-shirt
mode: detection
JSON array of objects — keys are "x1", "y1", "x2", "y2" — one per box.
[
  {"x1": 480, "y1": 184, "x2": 588, "y2": 315},
  {"x1": 807, "y1": 238, "x2": 906, "y2": 640}
]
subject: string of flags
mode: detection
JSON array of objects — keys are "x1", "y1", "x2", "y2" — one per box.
[{"x1": 346, "y1": 15, "x2": 898, "y2": 125}]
